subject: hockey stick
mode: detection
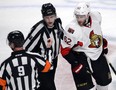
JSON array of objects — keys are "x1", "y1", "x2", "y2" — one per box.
[
  {"x1": 87, "y1": 55, "x2": 116, "y2": 76},
  {"x1": 105, "y1": 54, "x2": 116, "y2": 75},
  {"x1": 109, "y1": 62, "x2": 116, "y2": 75}
]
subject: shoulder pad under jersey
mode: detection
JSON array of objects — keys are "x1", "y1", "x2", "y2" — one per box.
[
  {"x1": 65, "y1": 19, "x2": 81, "y2": 36},
  {"x1": 90, "y1": 11, "x2": 102, "y2": 24}
]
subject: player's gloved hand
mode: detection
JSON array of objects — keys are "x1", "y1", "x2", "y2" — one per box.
[
  {"x1": 103, "y1": 38, "x2": 108, "y2": 54},
  {"x1": 72, "y1": 63, "x2": 92, "y2": 75}
]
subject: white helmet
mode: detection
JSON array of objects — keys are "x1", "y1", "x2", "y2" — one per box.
[{"x1": 74, "y1": 2, "x2": 90, "y2": 16}]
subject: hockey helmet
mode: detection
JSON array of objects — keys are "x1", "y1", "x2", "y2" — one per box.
[
  {"x1": 7, "y1": 30, "x2": 24, "y2": 47},
  {"x1": 41, "y1": 3, "x2": 56, "y2": 16},
  {"x1": 74, "y1": 2, "x2": 90, "y2": 16}
]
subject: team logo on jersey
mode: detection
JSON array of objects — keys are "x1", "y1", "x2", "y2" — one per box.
[
  {"x1": 89, "y1": 30, "x2": 102, "y2": 48},
  {"x1": 68, "y1": 28, "x2": 74, "y2": 34}
]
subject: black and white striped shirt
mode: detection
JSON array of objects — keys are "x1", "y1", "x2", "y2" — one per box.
[
  {"x1": 23, "y1": 18, "x2": 63, "y2": 60},
  {"x1": 0, "y1": 50, "x2": 46, "y2": 90}
]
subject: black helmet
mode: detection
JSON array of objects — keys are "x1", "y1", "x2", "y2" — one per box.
[
  {"x1": 41, "y1": 3, "x2": 56, "y2": 17},
  {"x1": 7, "y1": 30, "x2": 24, "y2": 47}
]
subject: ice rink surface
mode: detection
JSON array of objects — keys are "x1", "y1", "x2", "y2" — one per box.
[{"x1": 0, "y1": 0, "x2": 116, "y2": 90}]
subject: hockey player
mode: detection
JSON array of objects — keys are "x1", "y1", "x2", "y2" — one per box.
[
  {"x1": 0, "y1": 30, "x2": 52, "y2": 90},
  {"x1": 61, "y1": 2, "x2": 112, "y2": 90},
  {"x1": 23, "y1": 3, "x2": 63, "y2": 90}
]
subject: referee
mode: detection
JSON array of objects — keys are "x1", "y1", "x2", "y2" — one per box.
[
  {"x1": 23, "y1": 3, "x2": 64, "y2": 90},
  {"x1": 0, "y1": 30, "x2": 52, "y2": 90}
]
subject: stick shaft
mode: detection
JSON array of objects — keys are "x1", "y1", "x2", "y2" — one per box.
[{"x1": 109, "y1": 63, "x2": 116, "y2": 75}]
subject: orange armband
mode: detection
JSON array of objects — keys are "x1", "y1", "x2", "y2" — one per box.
[
  {"x1": 0, "y1": 78, "x2": 6, "y2": 90},
  {"x1": 42, "y1": 60, "x2": 51, "y2": 72}
]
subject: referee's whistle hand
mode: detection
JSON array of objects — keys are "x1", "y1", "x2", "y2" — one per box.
[{"x1": 47, "y1": 38, "x2": 53, "y2": 48}]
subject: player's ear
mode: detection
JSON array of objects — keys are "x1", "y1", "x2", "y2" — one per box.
[{"x1": 9, "y1": 43, "x2": 15, "y2": 50}]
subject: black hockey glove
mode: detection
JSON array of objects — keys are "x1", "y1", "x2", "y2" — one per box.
[
  {"x1": 63, "y1": 50, "x2": 79, "y2": 65},
  {"x1": 63, "y1": 50, "x2": 84, "y2": 74},
  {"x1": 72, "y1": 63, "x2": 92, "y2": 74},
  {"x1": 72, "y1": 63, "x2": 83, "y2": 74}
]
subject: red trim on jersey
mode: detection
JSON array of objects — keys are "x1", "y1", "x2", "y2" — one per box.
[
  {"x1": 103, "y1": 38, "x2": 108, "y2": 48},
  {"x1": 73, "y1": 41, "x2": 83, "y2": 48},
  {"x1": 90, "y1": 16, "x2": 92, "y2": 27}
]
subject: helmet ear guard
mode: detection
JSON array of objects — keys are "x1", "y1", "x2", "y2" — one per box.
[
  {"x1": 74, "y1": 2, "x2": 90, "y2": 16},
  {"x1": 41, "y1": 3, "x2": 56, "y2": 17}
]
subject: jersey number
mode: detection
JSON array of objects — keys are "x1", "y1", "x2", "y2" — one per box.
[
  {"x1": 18, "y1": 66, "x2": 25, "y2": 76},
  {"x1": 64, "y1": 36, "x2": 72, "y2": 45}
]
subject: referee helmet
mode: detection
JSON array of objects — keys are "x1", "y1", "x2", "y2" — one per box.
[
  {"x1": 7, "y1": 30, "x2": 24, "y2": 47},
  {"x1": 41, "y1": 3, "x2": 56, "y2": 17}
]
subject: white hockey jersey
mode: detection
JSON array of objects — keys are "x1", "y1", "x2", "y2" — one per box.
[{"x1": 62, "y1": 11, "x2": 103, "y2": 60}]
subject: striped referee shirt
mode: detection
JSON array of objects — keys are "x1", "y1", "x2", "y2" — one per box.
[
  {"x1": 0, "y1": 50, "x2": 48, "y2": 90},
  {"x1": 23, "y1": 18, "x2": 63, "y2": 60}
]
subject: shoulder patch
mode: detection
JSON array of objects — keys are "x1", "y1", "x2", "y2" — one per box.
[{"x1": 68, "y1": 28, "x2": 75, "y2": 34}]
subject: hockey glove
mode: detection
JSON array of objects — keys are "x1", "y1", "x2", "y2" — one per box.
[
  {"x1": 64, "y1": 52, "x2": 84, "y2": 74},
  {"x1": 61, "y1": 48, "x2": 78, "y2": 65},
  {"x1": 62, "y1": 49, "x2": 85, "y2": 74},
  {"x1": 61, "y1": 41, "x2": 83, "y2": 64},
  {"x1": 103, "y1": 38, "x2": 108, "y2": 54},
  {"x1": 72, "y1": 64, "x2": 83, "y2": 74}
]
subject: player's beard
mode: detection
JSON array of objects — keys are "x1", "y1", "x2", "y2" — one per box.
[
  {"x1": 78, "y1": 20, "x2": 85, "y2": 26},
  {"x1": 77, "y1": 15, "x2": 89, "y2": 26}
]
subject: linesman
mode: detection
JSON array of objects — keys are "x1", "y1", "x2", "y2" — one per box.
[
  {"x1": 0, "y1": 30, "x2": 52, "y2": 90},
  {"x1": 23, "y1": 3, "x2": 64, "y2": 90}
]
